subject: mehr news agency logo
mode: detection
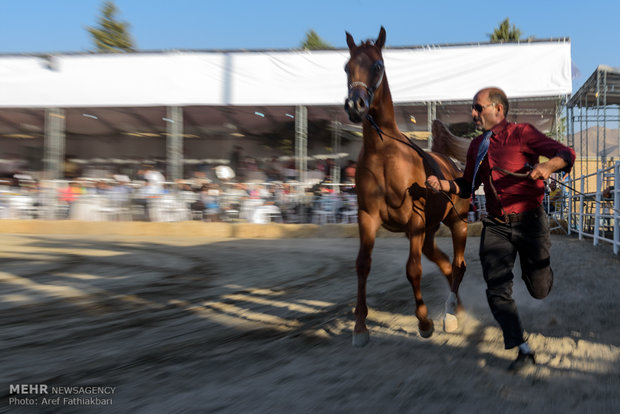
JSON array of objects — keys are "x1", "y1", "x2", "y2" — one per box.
[{"x1": 9, "y1": 384, "x2": 116, "y2": 407}]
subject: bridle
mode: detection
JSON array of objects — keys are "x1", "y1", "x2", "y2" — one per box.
[{"x1": 346, "y1": 59, "x2": 385, "y2": 109}]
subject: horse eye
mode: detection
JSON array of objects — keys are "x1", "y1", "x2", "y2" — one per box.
[
  {"x1": 344, "y1": 64, "x2": 349, "y2": 73},
  {"x1": 373, "y1": 61, "x2": 384, "y2": 72}
]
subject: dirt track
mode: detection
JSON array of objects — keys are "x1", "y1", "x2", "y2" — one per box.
[{"x1": 0, "y1": 233, "x2": 619, "y2": 413}]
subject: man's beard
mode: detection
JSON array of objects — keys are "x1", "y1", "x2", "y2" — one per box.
[{"x1": 473, "y1": 117, "x2": 483, "y2": 131}]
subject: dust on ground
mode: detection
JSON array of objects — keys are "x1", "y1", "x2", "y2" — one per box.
[{"x1": 0, "y1": 233, "x2": 619, "y2": 413}]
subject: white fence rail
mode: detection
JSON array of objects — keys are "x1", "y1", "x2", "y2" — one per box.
[{"x1": 558, "y1": 161, "x2": 619, "y2": 255}]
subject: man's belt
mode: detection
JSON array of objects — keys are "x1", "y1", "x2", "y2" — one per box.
[{"x1": 489, "y1": 205, "x2": 544, "y2": 224}]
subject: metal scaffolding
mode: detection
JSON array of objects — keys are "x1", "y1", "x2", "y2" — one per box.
[{"x1": 566, "y1": 65, "x2": 620, "y2": 192}]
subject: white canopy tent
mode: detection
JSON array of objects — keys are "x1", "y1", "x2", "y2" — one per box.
[{"x1": 0, "y1": 39, "x2": 572, "y2": 180}]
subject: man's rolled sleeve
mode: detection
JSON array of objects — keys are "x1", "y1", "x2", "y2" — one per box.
[
  {"x1": 555, "y1": 148, "x2": 576, "y2": 174},
  {"x1": 453, "y1": 177, "x2": 472, "y2": 199}
]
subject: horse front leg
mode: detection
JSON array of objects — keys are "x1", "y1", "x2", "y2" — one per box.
[
  {"x1": 353, "y1": 211, "x2": 380, "y2": 347},
  {"x1": 407, "y1": 230, "x2": 434, "y2": 338}
]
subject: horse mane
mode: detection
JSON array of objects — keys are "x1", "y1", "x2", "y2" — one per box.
[{"x1": 357, "y1": 39, "x2": 380, "y2": 49}]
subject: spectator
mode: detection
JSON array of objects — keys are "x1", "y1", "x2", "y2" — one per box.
[
  {"x1": 58, "y1": 181, "x2": 83, "y2": 217},
  {"x1": 265, "y1": 156, "x2": 283, "y2": 181},
  {"x1": 343, "y1": 160, "x2": 357, "y2": 184},
  {"x1": 282, "y1": 162, "x2": 298, "y2": 182},
  {"x1": 547, "y1": 180, "x2": 562, "y2": 212},
  {"x1": 201, "y1": 184, "x2": 221, "y2": 222},
  {"x1": 229, "y1": 145, "x2": 243, "y2": 180}
]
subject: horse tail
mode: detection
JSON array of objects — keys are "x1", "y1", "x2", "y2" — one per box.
[{"x1": 431, "y1": 120, "x2": 470, "y2": 165}]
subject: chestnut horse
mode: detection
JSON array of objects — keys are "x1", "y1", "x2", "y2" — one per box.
[{"x1": 344, "y1": 27, "x2": 470, "y2": 346}]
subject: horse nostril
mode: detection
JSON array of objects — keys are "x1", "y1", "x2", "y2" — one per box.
[{"x1": 357, "y1": 98, "x2": 365, "y2": 110}]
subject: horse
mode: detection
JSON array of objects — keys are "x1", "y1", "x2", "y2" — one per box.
[{"x1": 343, "y1": 27, "x2": 470, "y2": 347}]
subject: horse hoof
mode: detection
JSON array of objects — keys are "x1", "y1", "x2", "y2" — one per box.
[
  {"x1": 352, "y1": 331, "x2": 370, "y2": 347},
  {"x1": 443, "y1": 312, "x2": 458, "y2": 333},
  {"x1": 419, "y1": 320, "x2": 434, "y2": 338}
]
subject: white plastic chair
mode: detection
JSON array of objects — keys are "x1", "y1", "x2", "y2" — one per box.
[
  {"x1": 340, "y1": 195, "x2": 358, "y2": 223},
  {"x1": 312, "y1": 195, "x2": 339, "y2": 224}
]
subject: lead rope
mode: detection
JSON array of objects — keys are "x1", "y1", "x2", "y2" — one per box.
[
  {"x1": 489, "y1": 165, "x2": 620, "y2": 220},
  {"x1": 366, "y1": 114, "x2": 469, "y2": 222},
  {"x1": 545, "y1": 172, "x2": 620, "y2": 215},
  {"x1": 487, "y1": 166, "x2": 530, "y2": 223},
  {"x1": 366, "y1": 114, "x2": 446, "y2": 180}
]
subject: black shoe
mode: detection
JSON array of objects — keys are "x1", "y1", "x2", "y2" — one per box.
[{"x1": 508, "y1": 351, "x2": 536, "y2": 372}]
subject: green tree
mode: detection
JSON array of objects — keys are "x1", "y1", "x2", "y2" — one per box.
[
  {"x1": 87, "y1": 1, "x2": 135, "y2": 53},
  {"x1": 489, "y1": 18, "x2": 522, "y2": 43},
  {"x1": 301, "y1": 30, "x2": 334, "y2": 50}
]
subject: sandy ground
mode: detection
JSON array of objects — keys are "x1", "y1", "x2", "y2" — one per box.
[{"x1": 0, "y1": 232, "x2": 619, "y2": 413}]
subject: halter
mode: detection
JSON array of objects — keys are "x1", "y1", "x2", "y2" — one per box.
[{"x1": 347, "y1": 60, "x2": 385, "y2": 106}]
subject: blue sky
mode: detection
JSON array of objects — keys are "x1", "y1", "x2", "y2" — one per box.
[{"x1": 2, "y1": 0, "x2": 619, "y2": 91}]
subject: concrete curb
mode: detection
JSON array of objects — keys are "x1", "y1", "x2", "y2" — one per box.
[{"x1": 0, "y1": 220, "x2": 483, "y2": 238}]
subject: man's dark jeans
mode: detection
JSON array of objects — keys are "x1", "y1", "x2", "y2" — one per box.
[{"x1": 480, "y1": 206, "x2": 553, "y2": 349}]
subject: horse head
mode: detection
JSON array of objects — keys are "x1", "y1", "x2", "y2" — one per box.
[{"x1": 344, "y1": 26, "x2": 386, "y2": 123}]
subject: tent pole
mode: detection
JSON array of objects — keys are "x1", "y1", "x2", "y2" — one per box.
[
  {"x1": 43, "y1": 108, "x2": 65, "y2": 219},
  {"x1": 427, "y1": 102, "x2": 436, "y2": 150},
  {"x1": 166, "y1": 106, "x2": 183, "y2": 182},
  {"x1": 596, "y1": 69, "x2": 601, "y2": 170},
  {"x1": 44, "y1": 108, "x2": 65, "y2": 180},
  {"x1": 602, "y1": 69, "x2": 608, "y2": 167},
  {"x1": 295, "y1": 105, "x2": 308, "y2": 190},
  {"x1": 331, "y1": 120, "x2": 341, "y2": 188}
]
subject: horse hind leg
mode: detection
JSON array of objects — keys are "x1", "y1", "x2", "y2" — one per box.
[
  {"x1": 422, "y1": 230, "x2": 453, "y2": 284},
  {"x1": 444, "y1": 220, "x2": 468, "y2": 331},
  {"x1": 422, "y1": 229, "x2": 465, "y2": 333},
  {"x1": 447, "y1": 219, "x2": 468, "y2": 310}
]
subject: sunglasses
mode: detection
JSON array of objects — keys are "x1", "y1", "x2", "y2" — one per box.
[{"x1": 472, "y1": 102, "x2": 495, "y2": 112}]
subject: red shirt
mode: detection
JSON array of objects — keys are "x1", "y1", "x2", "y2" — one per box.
[{"x1": 461, "y1": 119, "x2": 575, "y2": 217}]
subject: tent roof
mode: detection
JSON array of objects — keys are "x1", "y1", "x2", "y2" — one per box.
[{"x1": 0, "y1": 39, "x2": 572, "y2": 139}]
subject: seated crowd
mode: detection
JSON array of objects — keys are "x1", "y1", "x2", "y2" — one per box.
[{"x1": 0, "y1": 158, "x2": 358, "y2": 224}]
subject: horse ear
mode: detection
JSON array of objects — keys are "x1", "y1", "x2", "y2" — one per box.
[
  {"x1": 346, "y1": 31, "x2": 356, "y2": 50},
  {"x1": 375, "y1": 26, "x2": 386, "y2": 49}
]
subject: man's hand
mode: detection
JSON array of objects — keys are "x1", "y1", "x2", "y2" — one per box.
[
  {"x1": 426, "y1": 175, "x2": 441, "y2": 193},
  {"x1": 528, "y1": 163, "x2": 553, "y2": 180},
  {"x1": 529, "y1": 157, "x2": 568, "y2": 181}
]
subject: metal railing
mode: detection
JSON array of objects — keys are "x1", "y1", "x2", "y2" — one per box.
[{"x1": 564, "y1": 161, "x2": 619, "y2": 254}]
